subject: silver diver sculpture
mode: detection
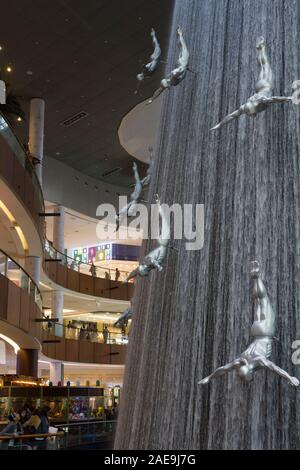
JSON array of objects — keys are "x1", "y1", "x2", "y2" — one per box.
[
  {"x1": 125, "y1": 194, "x2": 170, "y2": 282},
  {"x1": 114, "y1": 306, "x2": 133, "y2": 328},
  {"x1": 198, "y1": 261, "x2": 299, "y2": 387},
  {"x1": 136, "y1": 28, "x2": 161, "y2": 91},
  {"x1": 211, "y1": 37, "x2": 293, "y2": 130},
  {"x1": 147, "y1": 26, "x2": 189, "y2": 104},
  {"x1": 140, "y1": 146, "x2": 153, "y2": 188},
  {"x1": 115, "y1": 162, "x2": 143, "y2": 232}
]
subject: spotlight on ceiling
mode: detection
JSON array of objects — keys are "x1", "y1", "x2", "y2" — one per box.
[{"x1": 6, "y1": 66, "x2": 12, "y2": 73}]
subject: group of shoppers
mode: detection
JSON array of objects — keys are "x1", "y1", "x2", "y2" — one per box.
[
  {"x1": 66, "y1": 321, "x2": 111, "y2": 344},
  {"x1": 89, "y1": 265, "x2": 121, "y2": 281},
  {"x1": 0, "y1": 404, "x2": 50, "y2": 436}
]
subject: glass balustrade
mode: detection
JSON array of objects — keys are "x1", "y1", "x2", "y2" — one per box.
[
  {"x1": 44, "y1": 239, "x2": 132, "y2": 282},
  {"x1": 0, "y1": 249, "x2": 43, "y2": 312},
  {"x1": 0, "y1": 112, "x2": 44, "y2": 213},
  {"x1": 42, "y1": 321, "x2": 128, "y2": 345}
]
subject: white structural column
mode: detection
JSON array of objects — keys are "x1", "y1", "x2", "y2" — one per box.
[
  {"x1": 23, "y1": 99, "x2": 45, "y2": 290},
  {"x1": 53, "y1": 205, "x2": 65, "y2": 253},
  {"x1": 49, "y1": 362, "x2": 64, "y2": 386},
  {"x1": 52, "y1": 290, "x2": 64, "y2": 335},
  {"x1": 52, "y1": 205, "x2": 65, "y2": 337},
  {"x1": 29, "y1": 98, "x2": 45, "y2": 184},
  {"x1": 24, "y1": 256, "x2": 41, "y2": 286}
]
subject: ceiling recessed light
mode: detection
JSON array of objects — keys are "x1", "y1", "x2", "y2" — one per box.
[
  {"x1": 17, "y1": 117, "x2": 22, "y2": 122},
  {"x1": 6, "y1": 66, "x2": 12, "y2": 73},
  {"x1": 0, "y1": 46, "x2": 3, "y2": 51}
]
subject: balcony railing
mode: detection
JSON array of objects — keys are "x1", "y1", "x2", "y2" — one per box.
[
  {"x1": 0, "y1": 421, "x2": 117, "y2": 450},
  {"x1": 56, "y1": 420, "x2": 117, "y2": 449},
  {"x1": 0, "y1": 111, "x2": 44, "y2": 214},
  {"x1": 45, "y1": 240, "x2": 133, "y2": 283},
  {"x1": 0, "y1": 249, "x2": 43, "y2": 312},
  {"x1": 42, "y1": 321, "x2": 128, "y2": 344}
]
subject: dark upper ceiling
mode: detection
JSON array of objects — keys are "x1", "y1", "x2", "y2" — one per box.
[{"x1": 0, "y1": 0, "x2": 174, "y2": 186}]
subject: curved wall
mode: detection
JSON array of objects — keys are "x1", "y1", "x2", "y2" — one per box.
[
  {"x1": 0, "y1": 135, "x2": 45, "y2": 243},
  {"x1": 43, "y1": 257, "x2": 134, "y2": 302},
  {"x1": 0, "y1": 273, "x2": 126, "y2": 365},
  {"x1": 43, "y1": 156, "x2": 130, "y2": 220}
]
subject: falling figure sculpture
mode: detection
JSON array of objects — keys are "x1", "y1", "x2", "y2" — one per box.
[
  {"x1": 211, "y1": 37, "x2": 293, "y2": 130},
  {"x1": 115, "y1": 162, "x2": 143, "y2": 232},
  {"x1": 141, "y1": 146, "x2": 153, "y2": 188},
  {"x1": 125, "y1": 194, "x2": 170, "y2": 282},
  {"x1": 198, "y1": 261, "x2": 299, "y2": 387},
  {"x1": 147, "y1": 26, "x2": 189, "y2": 104},
  {"x1": 114, "y1": 306, "x2": 133, "y2": 328},
  {"x1": 136, "y1": 29, "x2": 161, "y2": 92}
]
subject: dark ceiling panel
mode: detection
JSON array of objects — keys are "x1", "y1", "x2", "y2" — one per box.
[{"x1": 1, "y1": 0, "x2": 174, "y2": 187}]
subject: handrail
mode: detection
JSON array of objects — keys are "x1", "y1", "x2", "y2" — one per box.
[
  {"x1": 56, "y1": 420, "x2": 117, "y2": 428},
  {"x1": 44, "y1": 239, "x2": 132, "y2": 282},
  {"x1": 0, "y1": 248, "x2": 43, "y2": 311},
  {"x1": 0, "y1": 432, "x2": 64, "y2": 440},
  {"x1": 43, "y1": 320, "x2": 128, "y2": 344},
  {"x1": 0, "y1": 111, "x2": 44, "y2": 213},
  {"x1": 0, "y1": 248, "x2": 42, "y2": 296}
]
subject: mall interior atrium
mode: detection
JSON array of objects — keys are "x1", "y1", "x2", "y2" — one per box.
[{"x1": 1, "y1": 0, "x2": 300, "y2": 453}]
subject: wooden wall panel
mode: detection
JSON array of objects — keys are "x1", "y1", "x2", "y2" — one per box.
[
  {"x1": 7, "y1": 282, "x2": 21, "y2": 327},
  {"x1": 46, "y1": 261, "x2": 58, "y2": 283},
  {"x1": 79, "y1": 273, "x2": 94, "y2": 295},
  {"x1": 94, "y1": 343, "x2": 111, "y2": 364},
  {"x1": 0, "y1": 139, "x2": 13, "y2": 184},
  {"x1": 66, "y1": 269, "x2": 80, "y2": 292},
  {"x1": 110, "y1": 281, "x2": 131, "y2": 301},
  {"x1": 19, "y1": 289, "x2": 30, "y2": 332},
  {"x1": 0, "y1": 274, "x2": 8, "y2": 320},
  {"x1": 45, "y1": 336, "x2": 56, "y2": 360},
  {"x1": 12, "y1": 158, "x2": 25, "y2": 200},
  {"x1": 24, "y1": 172, "x2": 35, "y2": 215},
  {"x1": 79, "y1": 340, "x2": 94, "y2": 363},
  {"x1": 110, "y1": 345, "x2": 126, "y2": 365},
  {"x1": 94, "y1": 278, "x2": 110, "y2": 298},
  {"x1": 33, "y1": 188, "x2": 42, "y2": 229},
  {"x1": 28, "y1": 300, "x2": 39, "y2": 337},
  {"x1": 0, "y1": 275, "x2": 128, "y2": 365},
  {"x1": 56, "y1": 263, "x2": 67, "y2": 287},
  {"x1": 65, "y1": 339, "x2": 79, "y2": 362},
  {"x1": 55, "y1": 337, "x2": 66, "y2": 361}
]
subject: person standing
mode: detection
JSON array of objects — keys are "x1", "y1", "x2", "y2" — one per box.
[
  {"x1": 103, "y1": 325, "x2": 110, "y2": 344},
  {"x1": 115, "y1": 268, "x2": 121, "y2": 281},
  {"x1": 89, "y1": 263, "x2": 97, "y2": 277}
]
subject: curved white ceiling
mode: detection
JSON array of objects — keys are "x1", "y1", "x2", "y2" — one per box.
[{"x1": 118, "y1": 96, "x2": 162, "y2": 163}]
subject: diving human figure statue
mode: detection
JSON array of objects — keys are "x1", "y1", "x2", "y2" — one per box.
[
  {"x1": 115, "y1": 162, "x2": 143, "y2": 232},
  {"x1": 141, "y1": 146, "x2": 153, "y2": 188},
  {"x1": 211, "y1": 37, "x2": 293, "y2": 130},
  {"x1": 136, "y1": 29, "x2": 161, "y2": 92},
  {"x1": 114, "y1": 306, "x2": 133, "y2": 328},
  {"x1": 125, "y1": 194, "x2": 170, "y2": 282},
  {"x1": 148, "y1": 26, "x2": 189, "y2": 104},
  {"x1": 198, "y1": 261, "x2": 299, "y2": 387}
]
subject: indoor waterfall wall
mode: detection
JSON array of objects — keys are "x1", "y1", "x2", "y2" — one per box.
[{"x1": 115, "y1": 0, "x2": 300, "y2": 450}]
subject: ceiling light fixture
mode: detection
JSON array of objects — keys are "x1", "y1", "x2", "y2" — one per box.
[
  {"x1": 0, "y1": 200, "x2": 29, "y2": 251},
  {"x1": 6, "y1": 66, "x2": 12, "y2": 73},
  {"x1": 0, "y1": 334, "x2": 20, "y2": 354}
]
